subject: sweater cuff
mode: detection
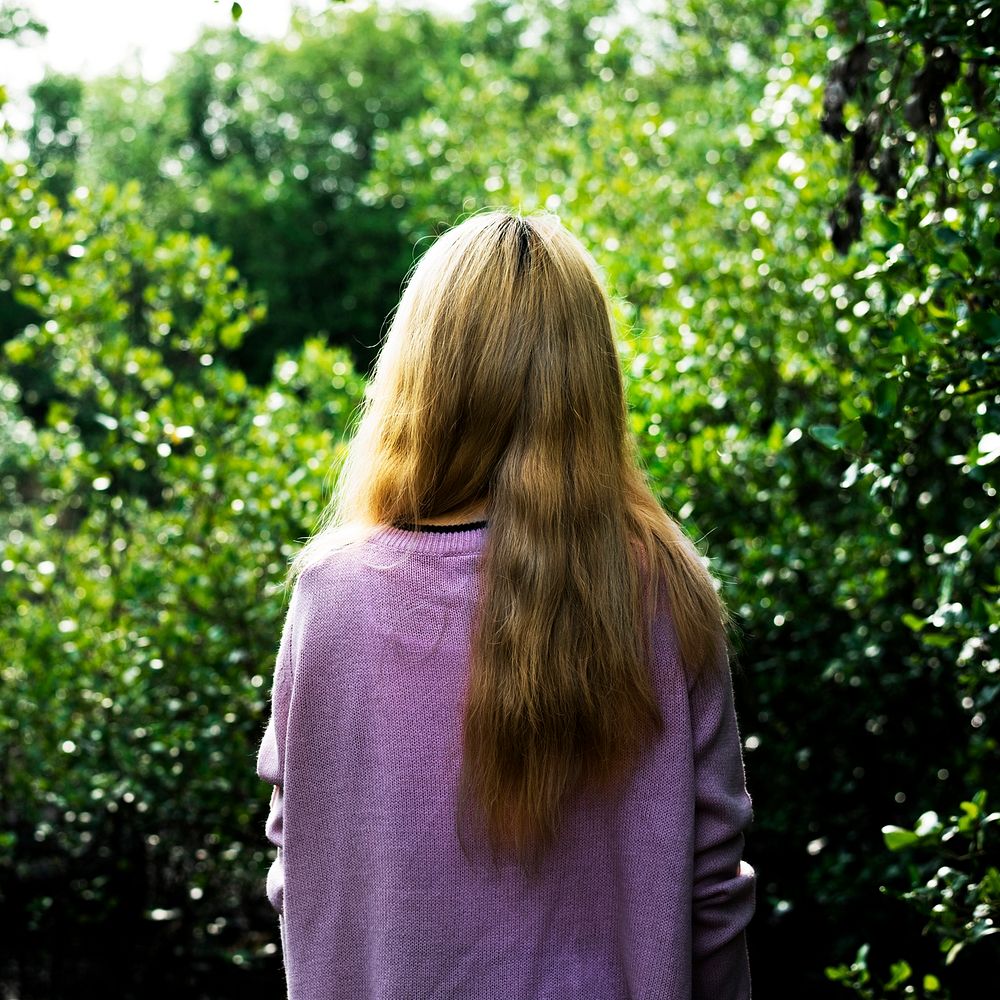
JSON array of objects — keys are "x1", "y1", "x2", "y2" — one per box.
[
  {"x1": 693, "y1": 862, "x2": 755, "y2": 1000},
  {"x1": 266, "y1": 845, "x2": 284, "y2": 915}
]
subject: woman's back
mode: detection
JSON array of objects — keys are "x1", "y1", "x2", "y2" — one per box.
[{"x1": 256, "y1": 520, "x2": 755, "y2": 1000}]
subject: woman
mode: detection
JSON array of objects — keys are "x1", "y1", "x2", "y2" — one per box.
[{"x1": 255, "y1": 208, "x2": 756, "y2": 999}]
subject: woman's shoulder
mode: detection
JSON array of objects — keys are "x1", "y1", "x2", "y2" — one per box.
[
  {"x1": 288, "y1": 524, "x2": 455, "y2": 614},
  {"x1": 290, "y1": 542, "x2": 369, "y2": 602}
]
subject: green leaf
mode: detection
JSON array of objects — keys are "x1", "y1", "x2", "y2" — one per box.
[
  {"x1": 4, "y1": 338, "x2": 34, "y2": 364},
  {"x1": 959, "y1": 800, "x2": 979, "y2": 820},
  {"x1": 883, "y1": 825, "x2": 920, "y2": 850},
  {"x1": 960, "y1": 147, "x2": 999, "y2": 169},
  {"x1": 824, "y1": 964, "x2": 855, "y2": 983},
  {"x1": 980, "y1": 123, "x2": 1000, "y2": 146},
  {"x1": 837, "y1": 419, "x2": 865, "y2": 451},
  {"x1": 809, "y1": 424, "x2": 842, "y2": 449},
  {"x1": 969, "y1": 311, "x2": 1000, "y2": 346},
  {"x1": 921, "y1": 632, "x2": 957, "y2": 649},
  {"x1": 231, "y1": 2, "x2": 243, "y2": 21},
  {"x1": 873, "y1": 379, "x2": 898, "y2": 418},
  {"x1": 893, "y1": 314, "x2": 921, "y2": 350},
  {"x1": 886, "y1": 960, "x2": 911, "y2": 988},
  {"x1": 839, "y1": 396, "x2": 860, "y2": 421}
]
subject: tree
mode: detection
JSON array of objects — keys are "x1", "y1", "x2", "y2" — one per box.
[
  {"x1": 3, "y1": 1, "x2": 996, "y2": 994},
  {"x1": 814, "y1": 2, "x2": 1000, "y2": 991},
  {"x1": 20, "y1": 4, "x2": 466, "y2": 381},
  {"x1": 0, "y1": 163, "x2": 362, "y2": 995},
  {"x1": 362, "y1": 0, "x2": 998, "y2": 991}
]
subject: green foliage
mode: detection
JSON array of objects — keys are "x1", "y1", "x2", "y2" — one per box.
[
  {"x1": 362, "y1": 0, "x2": 998, "y2": 990},
  {"x1": 0, "y1": 4, "x2": 48, "y2": 140},
  {"x1": 826, "y1": 943, "x2": 944, "y2": 998},
  {"x1": 0, "y1": 161, "x2": 363, "y2": 985},
  {"x1": 826, "y1": 792, "x2": 998, "y2": 997},
  {"x1": 43, "y1": 3, "x2": 466, "y2": 379},
  {"x1": 819, "y1": 1, "x2": 997, "y2": 251},
  {"x1": 811, "y1": 2, "x2": 1000, "y2": 747},
  {"x1": 22, "y1": 73, "x2": 83, "y2": 208},
  {"x1": 882, "y1": 791, "x2": 1000, "y2": 965},
  {"x1": 812, "y1": 1, "x2": 1000, "y2": 992},
  {"x1": 2, "y1": 0, "x2": 998, "y2": 994},
  {"x1": 0, "y1": 2, "x2": 46, "y2": 41},
  {"x1": 884, "y1": 792, "x2": 1000, "y2": 967}
]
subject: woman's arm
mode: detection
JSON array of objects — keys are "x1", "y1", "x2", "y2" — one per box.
[
  {"x1": 256, "y1": 716, "x2": 287, "y2": 914},
  {"x1": 690, "y1": 645, "x2": 757, "y2": 1000},
  {"x1": 255, "y1": 591, "x2": 297, "y2": 916}
]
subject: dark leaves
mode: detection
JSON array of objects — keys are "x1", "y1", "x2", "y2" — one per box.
[
  {"x1": 850, "y1": 114, "x2": 877, "y2": 170},
  {"x1": 904, "y1": 44, "x2": 961, "y2": 131},
  {"x1": 828, "y1": 180, "x2": 863, "y2": 255},
  {"x1": 820, "y1": 42, "x2": 871, "y2": 141},
  {"x1": 815, "y1": 2, "x2": 993, "y2": 253},
  {"x1": 873, "y1": 141, "x2": 902, "y2": 198},
  {"x1": 821, "y1": 78, "x2": 850, "y2": 140}
]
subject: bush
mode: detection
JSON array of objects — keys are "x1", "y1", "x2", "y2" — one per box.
[{"x1": 0, "y1": 165, "x2": 362, "y2": 995}]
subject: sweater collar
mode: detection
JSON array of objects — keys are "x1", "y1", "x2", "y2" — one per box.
[{"x1": 367, "y1": 521, "x2": 489, "y2": 555}]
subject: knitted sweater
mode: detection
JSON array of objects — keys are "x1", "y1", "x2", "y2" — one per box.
[{"x1": 255, "y1": 521, "x2": 756, "y2": 1000}]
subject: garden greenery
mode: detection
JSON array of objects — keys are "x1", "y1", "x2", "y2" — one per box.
[{"x1": 1, "y1": 1, "x2": 996, "y2": 996}]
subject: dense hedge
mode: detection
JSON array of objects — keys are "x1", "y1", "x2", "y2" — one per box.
[{"x1": 1, "y1": 1, "x2": 996, "y2": 997}]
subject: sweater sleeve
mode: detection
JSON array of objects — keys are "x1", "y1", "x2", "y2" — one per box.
[
  {"x1": 255, "y1": 586, "x2": 297, "y2": 916},
  {"x1": 689, "y1": 642, "x2": 756, "y2": 1000}
]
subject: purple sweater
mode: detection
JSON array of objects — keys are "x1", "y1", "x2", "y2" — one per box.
[{"x1": 255, "y1": 522, "x2": 756, "y2": 999}]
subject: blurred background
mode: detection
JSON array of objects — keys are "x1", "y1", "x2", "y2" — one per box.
[{"x1": 1, "y1": 0, "x2": 997, "y2": 996}]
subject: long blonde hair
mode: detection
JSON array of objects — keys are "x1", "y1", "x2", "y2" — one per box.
[{"x1": 287, "y1": 208, "x2": 734, "y2": 867}]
